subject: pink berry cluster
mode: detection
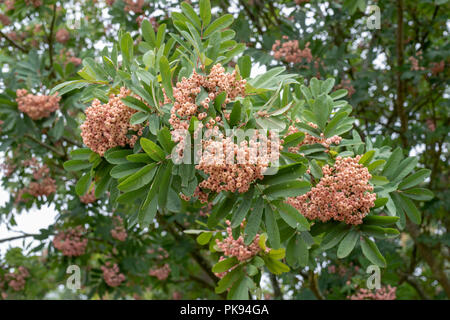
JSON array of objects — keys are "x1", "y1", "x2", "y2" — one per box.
[
  {"x1": 198, "y1": 202, "x2": 213, "y2": 217},
  {"x1": 172, "y1": 291, "x2": 182, "y2": 300},
  {"x1": 0, "y1": 157, "x2": 16, "y2": 177},
  {"x1": 272, "y1": 36, "x2": 313, "y2": 64},
  {"x1": 0, "y1": 14, "x2": 11, "y2": 26},
  {"x1": 136, "y1": 16, "x2": 158, "y2": 29},
  {"x1": 5, "y1": 0, "x2": 42, "y2": 9},
  {"x1": 147, "y1": 247, "x2": 170, "y2": 280},
  {"x1": 409, "y1": 51, "x2": 426, "y2": 71},
  {"x1": 25, "y1": 158, "x2": 57, "y2": 198},
  {"x1": 286, "y1": 122, "x2": 342, "y2": 153},
  {"x1": 348, "y1": 285, "x2": 397, "y2": 300},
  {"x1": 101, "y1": 262, "x2": 126, "y2": 287},
  {"x1": 328, "y1": 262, "x2": 360, "y2": 277},
  {"x1": 14, "y1": 189, "x2": 29, "y2": 204},
  {"x1": 166, "y1": 63, "x2": 246, "y2": 135},
  {"x1": 15, "y1": 158, "x2": 56, "y2": 202},
  {"x1": 4, "y1": 0, "x2": 14, "y2": 11},
  {"x1": 194, "y1": 131, "x2": 281, "y2": 199},
  {"x1": 79, "y1": 188, "x2": 96, "y2": 204},
  {"x1": 216, "y1": 220, "x2": 265, "y2": 262},
  {"x1": 147, "y1": 247, "x2": 169, "y2": 260},
  {"x1": 335, "y1": 79, "x2": 355, "y2": 98},
  {"x1": 80, "y1": 87, "x2": 145, "y2": 156},
  {"x1": 149, "y1": 263, "x2": 171, "y2": 281},
  {"x1": 5, "y1": 266, "x2": 29, "y2": 292},
  {"x1": 16, "y1": 89, "x2": 60, "y2": 120},
  {"x1": 430, "y1": 60, "x2": 445, "y2": 76},
  {"x1": 165, "y1": 64, "x2": 262, "y2": 202},
  {"x1": 58, "y1": 49, "x2": 82, "y2": 66},
  {"x1": 55, "y1": 29, "x2": 70, "y2": 44},
  {"x1": 53, "y1": 226, "x2": 88, "y2": 257},
  {"x1": 6, "y1": 31, "x2": 21, "y2": 42},
  {"x1": 1, "y1": 23, "x2": 42, "y2": 48},
  {"x1": 214, "y1": 220, "x2": 269, "y2": 278},
  {"x1": 124, "y1": 0, "x2": 145, "y2": 13},
  {"x1": 110, "y1": 216, "x2": 127, "y2": 241},
  {"x1": 27, "y1": 175, "x2": 57, "y2": 199},
  {"x1": 426, "y1": 119, "x2": 436, "y2": 132},
  {"x1": 287, "y1": 156, "x2": 376, "y2": 225},
  {"x1": 25, "y1": 0, "x2": 42, "y2": 7}
]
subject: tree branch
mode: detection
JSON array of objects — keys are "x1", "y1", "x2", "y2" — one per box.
[
  {"x1": 405, "y1": 219, "x2": 450, "y2": 298},
  {"x1": 308, "y1": 270, "x2": 325, "y2": 300},
  {"x1": 24, "y1": 133, "x2": 65, "y2": 158},
  {"x1": 158, "y1": 217, "x2": 226, "y2": 299},
  {"x1": 0, "y1": 234, "x2": 39, "y2": 244},
  {"x1": 0, "y1": 30, "x2": 28, "y2": 53},
  {"x1": 399, "y1": 271, "x2": 431, "y2": 300},
  {"x1": 239, "y1": 0, "x2": 264, "y2": 35},
  {"x1": 396, "y1": 0, "x2": 408, "y2": 147},
  {"x1": 62, "y1": 136, "x2": 83, "y2": 148},
  {"x1": 269, "y1": 273, "x2": 283, "y2": 300},
  {"x1": 189, "y1": 274, "x2": 216, "y2": 291},
  {"x1": 267, "y1": 1, "x2": 282, "y2": 26},
  {"x1": 47, "y1": 4, "x2": 58, "y2": 74}
]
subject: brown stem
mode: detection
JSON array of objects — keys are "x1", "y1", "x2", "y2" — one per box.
[
  {"x1": 0, "y1": 30, "x2": 28, "y2": 52},
  {"x1": 429, "y1": 135, "x2": 445, "y2": 190},
  {"x1": 239, "y1": 0, "x2": 264, "y2": 35},
  {"x1": 420, "y1": 6, "x2": 440, "y2": 49},
  {"x1": 0, "y1": 234, "x2": 39, "y2": 243},
  {"x1": 269, "y1": 273, "x2": 283, "y2": 300},
  {"x1": 24, "y1": 133, "x2": 65, "y2": 158},
  {"x1": 308, "y1": 270, "x2": 325, "y2": 300},
  {"x1": 396, "y1": 0, "x2": 408, "y2": 147},
  {"x1": 189, "y1": 275, "x2": 216, "y2": 291},
  {"x1": 62, "y1": 137, "x2": 83, "y2": 148},
  {"x1": 405, "y1": 219, "x2": 450, "y2": 298},
  {"x1": 399, "y1": 271, "x2": 431, "y2": 300},
  {"x1": 158, "y1": 217, "x2": 226, "y2": 299},
  {"x1": 267, "y1": 2, "x2": 282, "y2": 26}
]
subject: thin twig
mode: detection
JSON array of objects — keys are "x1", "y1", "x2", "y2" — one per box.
[
  {"x1": 395, "y1": 0, "x2": 408, "y2": 147},
  {"x1": 269, "y1": 273, "x2": 283, "y2": 300},
  {"x1": 308, "y1": 270, "x2": 325, "y2": 300},
  {"x1": 158, "y1": 216, "x2": 226, "y2": 299},
  {"x1": 405, "y1": 218, "x2": 450, "y2": 298},
  {"x1": 398, "y1": 271, "x2": 430, "y2": 300},
  {"x1": 62, "y1": 137, "x2": 83, "y2": 148},
  {"x1": 47, "y1": 4, "x2": 58, "y2": 74},
  {"x1": 0, "y1": 30, "x2": 28, "y2": 52},
  {"x1": 0, "y1": 234, "x2": 39, "y2": 244},
  {"x1": 24, "y1": 133, "x2": 65, "y2": 157}
]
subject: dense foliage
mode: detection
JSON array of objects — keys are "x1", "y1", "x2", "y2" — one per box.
[{"x1": 0, "y1": 0, "x2": 448, "y2": 300}]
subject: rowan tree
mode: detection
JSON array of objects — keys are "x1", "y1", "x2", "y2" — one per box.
[{"x1": 0, "y1": 0, "x2": 447, "y2": 300}]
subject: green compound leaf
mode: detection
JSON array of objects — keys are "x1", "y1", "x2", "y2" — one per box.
[
  {"x1": 361, "y1": 236, "x2": 386, "y2": 268},
  {"x1": 140, "y1": 137, "x2": 166, "y2": 161},
  {"x1": 244, "y1": 198, "x2": 264, "y2": 245},
  {"x1": 204, "y1": 14, "x2": 234, "y2": 38},
  {"x1": 117, "y1": 163, "x2": 158, "y2": 192},
  {"x1": 263, "y1": 180, "x2": 310, "y2": 198},
  {"x1": 337, "y1": 229, "x2": 359, "y2": 258},
  {"x1": 212, "y1": 256, "x2": 239, "y2": 273}
]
